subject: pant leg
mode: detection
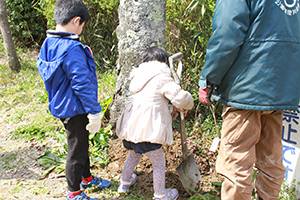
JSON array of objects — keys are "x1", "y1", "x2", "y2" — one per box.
[
  {"x1": 255, "y1": 110, "x2": 285, "y2": 200},
  {"x1": 61, "y1": 114, "x2": 91, "y2": 192},
  {"x1": 121, "y1": 150, "x2": 141, "y2": 183},
  {"x1": 216, "y1": 106, "x2": 261, "y2": 200},
  {"x1": 146, "y1": 148, "x2": 166, "y2": 196}
]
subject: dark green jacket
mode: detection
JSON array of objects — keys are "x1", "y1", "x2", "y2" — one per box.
[{"x1": 199, "y1": 0, "x2": 300, "y2": 110}]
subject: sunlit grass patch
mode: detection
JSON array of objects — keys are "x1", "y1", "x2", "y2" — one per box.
[
  {"x1": 97, "y1": 69, "x2": 116, "y2": 101},
  {"x1": 30, "y1": 185, "x2": 49, "y2": 195},
  {"x1": 0, "y1": 152, "x2": 19, "y2": 170},
  {"x1": 10, "y1": 184, "x2": 26, "y2": 195},
  {"x1": 12, "y1": 122, "x2": 60, "y2": 140}
]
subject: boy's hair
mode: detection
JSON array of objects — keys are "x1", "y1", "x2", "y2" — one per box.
[
  {"x1": 140, "y1": 46, "x2": 170, "y2": 66},
  {"x1": 54, "y1": 0, "x2": 90, "y2": 25}
]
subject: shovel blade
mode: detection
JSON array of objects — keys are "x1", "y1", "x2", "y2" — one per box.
[{"x1": 176, "y1": 154, "x2": 201, "y2": 195}]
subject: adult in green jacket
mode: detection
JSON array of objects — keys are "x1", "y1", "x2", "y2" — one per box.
[{"x1": 199, "y1": 0, "x2": 300, "y2": 199}]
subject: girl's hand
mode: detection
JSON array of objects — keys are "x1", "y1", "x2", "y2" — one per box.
[{"x1": 173, "y1": 108, "x2": 188, "y2": 117}]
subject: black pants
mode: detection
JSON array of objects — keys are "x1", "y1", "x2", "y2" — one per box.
[{"x1": 61, "y1": 114, "x2": 91, "y2": 192}]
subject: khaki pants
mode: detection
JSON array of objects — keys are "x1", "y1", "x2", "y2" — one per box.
[{"x1": 216, "y1": 106, "x2": 286, "y2": 200}]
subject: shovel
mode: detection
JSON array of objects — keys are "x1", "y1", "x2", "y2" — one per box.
[{"x1": 169, "y1": 52, "x2": 201, "y2": 195}]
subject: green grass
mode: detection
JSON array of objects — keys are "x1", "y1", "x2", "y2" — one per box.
[
  {"x1": 0, "y1": 61, "x2": 62, "y2": 138},
  {"x1": 1, "y1": 152, "x2": 18, "y2": 170}
]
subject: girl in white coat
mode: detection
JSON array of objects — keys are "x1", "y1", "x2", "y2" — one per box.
[{"x1": 116, "y1": 46, "x2": 194, "y2": 200}]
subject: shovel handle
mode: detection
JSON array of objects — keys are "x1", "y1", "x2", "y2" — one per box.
[
  {"x1": 170, "y1": 52, "x2": 183, "y2": 60},
  {"x1": 180, "y1": 111, "x2": 188, "y2": 160},
  {"x1": 169, "y1": 52, "x2": 189, "y2": 160}
]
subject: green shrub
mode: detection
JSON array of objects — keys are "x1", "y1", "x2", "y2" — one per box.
[
  {"x1": 81, "y1": 0, "x2": 119, "y2": 71},
  {"x1": 37, "y1": 0, "x2": 119, "y2": 71},
  {"x1": 37, "y1": 0, "x2": 56, "y2": 29},
  {"x1": 166, "y1": 0, "x2": 216, "y2": 118},
  {"x1": 5, "y1": 0, "x2": 47, "y2": 47}
]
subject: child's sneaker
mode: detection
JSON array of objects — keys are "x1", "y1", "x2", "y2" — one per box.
[
  {"x1": 153, "y1": 188, "x2": 179, "y2": 200},
  {"x1": 118, "y1": 173, "x2": 138, "y2": 194},
  {"x1": 66, "y1": 191, "x2": 98, "y2": 200},
  {"x1": 80, "y1": 175, "x2": 111, "y2": 190}
]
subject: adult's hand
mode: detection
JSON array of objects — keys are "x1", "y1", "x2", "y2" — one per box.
[
  {"x1": 199, "y1": 86, "x2": 213, "y2": 104},
  {"x1": 199, "y1": 87, "x2": 209, "y2": 104}
]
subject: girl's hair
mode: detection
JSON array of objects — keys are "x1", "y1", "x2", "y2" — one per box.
[
  {"x1": 140, "y1": 46, "x2": 170, "y2": 66},
  {"x1": 54, "y1": 0, "x2": 90, "y2": 25}
]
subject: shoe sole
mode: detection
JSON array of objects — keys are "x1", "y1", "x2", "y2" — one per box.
[
  {"x1": 117, "y1": 174, "x2": 138, "y2": 194},
  {"x1": 80, "y1": 183, "x2": 111, "y2": 191}
]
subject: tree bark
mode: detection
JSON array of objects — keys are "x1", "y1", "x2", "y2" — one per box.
[
  {"x1": 109, "y1": 0, "x2": 167, "y2": 128},
  {"x1": 0, "y1": 0, "x2": 21, "y2": 72}
]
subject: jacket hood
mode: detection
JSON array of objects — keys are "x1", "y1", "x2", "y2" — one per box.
[
  {"x1": 37, "y1": 36, "x2": 82, "y2": 82},
  {"x1": 129, "y1": 61, "x2": 171, "y2": 93}
]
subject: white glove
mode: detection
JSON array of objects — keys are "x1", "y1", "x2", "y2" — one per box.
[{"x1": 86, "y1": 112, "x2": 102, "y2": 133}]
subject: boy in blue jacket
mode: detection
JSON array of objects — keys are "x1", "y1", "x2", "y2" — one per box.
[{"x1": 37, "y1": 0, "x2": 111, "y2": 199}]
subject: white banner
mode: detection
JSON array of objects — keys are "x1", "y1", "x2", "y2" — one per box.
[{"x1": 282, "y1": 107, "x2": 300, "y2": 197}]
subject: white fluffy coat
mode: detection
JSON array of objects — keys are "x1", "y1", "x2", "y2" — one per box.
[{"x1": 116, "y1": 61, "x2": 194, "y2": 145}]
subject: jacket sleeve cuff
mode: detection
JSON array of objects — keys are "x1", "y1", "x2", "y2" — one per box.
[{"x1": 199, "y1": 76, "x2": 208, "y2": 89}]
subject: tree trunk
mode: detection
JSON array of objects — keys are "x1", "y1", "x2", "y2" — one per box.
[
  {"x1": 0, "y1": 0, "x2": 21, "y2": 72},
  {"x1": 109, "y1": 0, "x2": 167, "y2": 128}
]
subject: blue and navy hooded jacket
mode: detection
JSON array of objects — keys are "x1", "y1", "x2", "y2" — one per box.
[
  {"x1": 199, "y1": 0, "x2": 300, "y2": 111},
  {"x1": 37, "y1": 30, "x2": 101, "y2": 118}
]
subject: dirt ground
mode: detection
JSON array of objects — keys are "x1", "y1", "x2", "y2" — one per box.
[{"x1": 106, "y1": 134, "x2": 222, "y2": 199}]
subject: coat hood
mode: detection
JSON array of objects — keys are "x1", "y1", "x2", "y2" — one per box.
[{"x1": 129, "y1": 61, "x2": 171, "y2": 93}]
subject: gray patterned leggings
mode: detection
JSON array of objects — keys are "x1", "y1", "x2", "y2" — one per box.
[{"x1": 121, "y1": 147, "x2": 166, "y2": 196}]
